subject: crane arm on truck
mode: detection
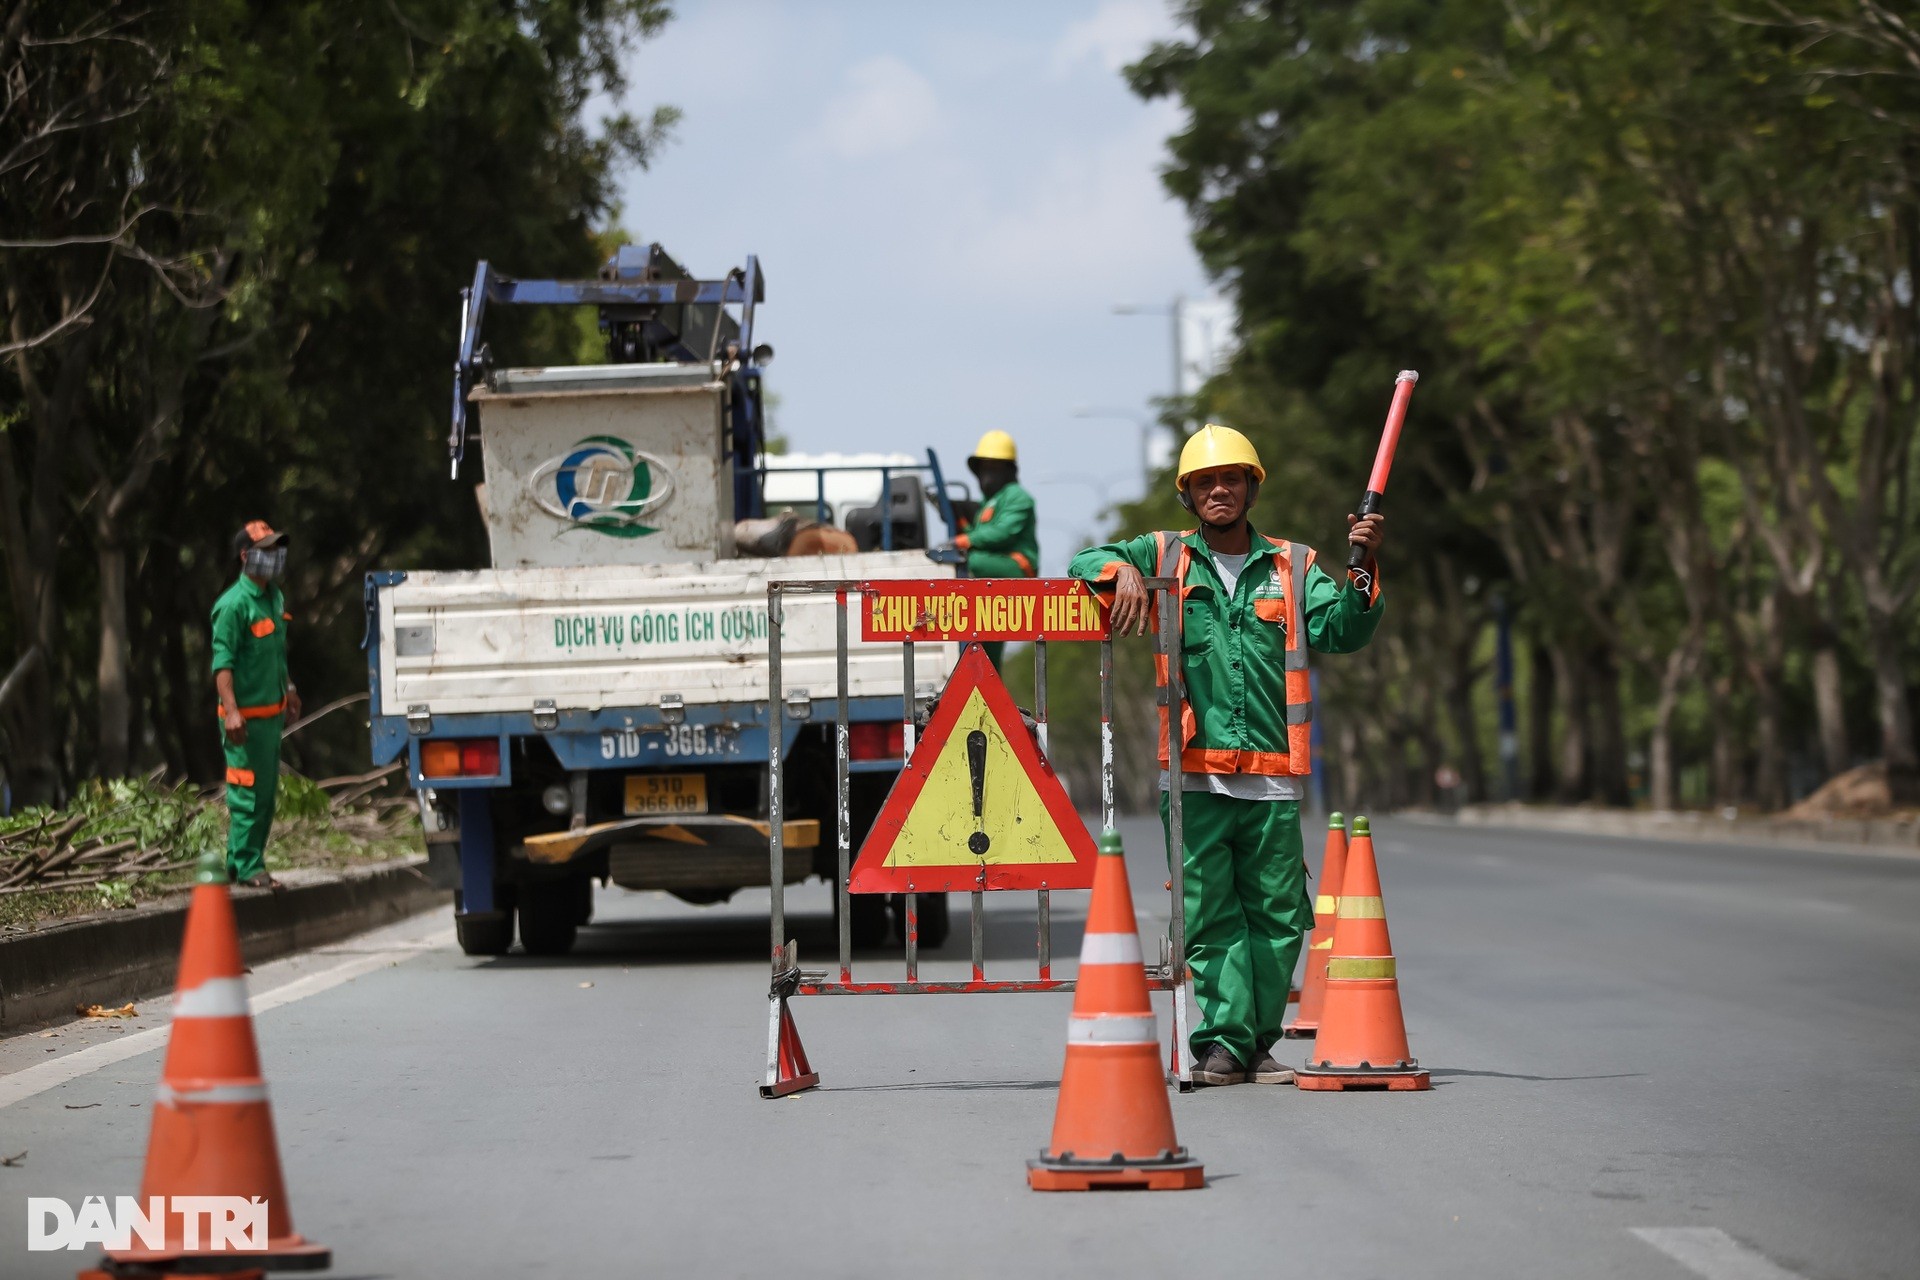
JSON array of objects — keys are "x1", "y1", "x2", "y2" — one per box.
[{"x1": 450, "y1": 244, "x2": 768, "y2": 479}]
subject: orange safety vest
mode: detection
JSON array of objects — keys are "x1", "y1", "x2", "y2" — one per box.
[{"x1": 1153, "y1": 529, "x2": 1314, "y2": 776}]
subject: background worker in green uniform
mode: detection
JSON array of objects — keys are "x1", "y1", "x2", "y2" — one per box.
[
  {"x1": 952, "y1": 429, "x2": 1039, "y2": 670},
  {"x1": 211, "y1": 520, "x2": 301, "y2": 888},
  {"x1": 1070, "y1": 424, "x2": 1385, "y2": 1087}
]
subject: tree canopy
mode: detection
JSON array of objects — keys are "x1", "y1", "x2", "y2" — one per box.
[
  {"x1": 1028, "y1": 0, "x2": 1919, "y2": 813},
  {"x1": 0, "y1": 0, "x2": 674, "y2": 801}
]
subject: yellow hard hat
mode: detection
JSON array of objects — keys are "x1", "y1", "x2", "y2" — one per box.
[
  {"x1": 969, "y1": 430, "x2": 1018, "y2": 464},
  {"x1": 1176, "y1": 423, "x2": 1265, "y2": 490}
]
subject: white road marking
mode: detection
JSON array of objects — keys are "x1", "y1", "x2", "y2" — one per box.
[
  {"x1": 0, "y1": 929, "x2": 452, "y2": 1111},
  {"x1": 1630, "y1": 1227, "x2": 1804, "y2": 1279}
]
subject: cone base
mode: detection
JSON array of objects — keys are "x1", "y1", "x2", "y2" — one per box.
[
  {"x1": 1294, "y1": 1064, "x2": 1429, "y2": 1092},
  {"x1": 88, "y1": 1268, "x2": 268, "y2": 1279},
  {"x1": 760, "y1": 1070, "x2": 820, "y2": 1099},
  {"x1": 1027, "y1": 1153, "x2": 1205, "y2": 1191},
  {"x1": 104, "y1": 1235, "x2": 330, "y2": 1271}
]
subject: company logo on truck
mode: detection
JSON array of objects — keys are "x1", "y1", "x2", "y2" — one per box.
[{"x1": 529, "y1": 435, "x2": 674, "y2": 537}]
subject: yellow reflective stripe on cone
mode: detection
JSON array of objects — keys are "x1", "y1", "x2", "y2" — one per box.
[
  {"x1": 1337, "y1": 896, "x2": 1385, "y2": 919},
  {"x1": 1314, "y1": 895, "x2": 1336, "y2": 914},
  {"x1": 1066, "y1": 1014, "x2": 1158, "y2": 1044},
  {"x1": 1078, "y1": 932, "x2": 1143, "y2": 965},
  {"x1": 1309, "y1": 938, "x2": 1334, "y2": 951},
  {"x1": 1326, "y1": 957, "x2": 1397, "y2": 980}
]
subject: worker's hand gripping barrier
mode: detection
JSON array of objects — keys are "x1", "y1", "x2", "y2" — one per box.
[{"x1": 759, "y1": 576, "x2": 1200, "y2": 1097}]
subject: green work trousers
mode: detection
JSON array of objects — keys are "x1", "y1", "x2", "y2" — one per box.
[
  {"x1": 1159, "y1": 790, "x2": 1311, "y2": 1065},
  {"x1": 223, "y1": 715, "x2": 282, "y2": 882},
  {"x1": 966, "y1": 549, "x2": 1028, "y2": 671}
]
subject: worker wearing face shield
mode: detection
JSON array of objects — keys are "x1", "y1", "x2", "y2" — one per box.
[
  {"x1": 210, "y1": 520, "x2": 302, "y2": 888},
  {"x1": 953, "y1": 430, "x2": 1039, "y2": 670}
]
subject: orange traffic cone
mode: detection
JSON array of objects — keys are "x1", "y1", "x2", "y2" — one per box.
[
  {"x1": 1285, "y1": 812, "x2": 1349, "y2": 1039},
  {"x1": 1029, "y1": 829, "x2": 1203, "y2": 1191},
  {"x1": 1294, "y1": 816, "x2": 1429, "y2": 1091},
  {"x1": 102, "y1": 850, "x2": 330, "y2": 1273}
]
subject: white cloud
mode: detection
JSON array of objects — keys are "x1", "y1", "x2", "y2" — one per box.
[
  {"x1": 1051, "y1": 0, "x2": 1176, "y2": 77},
  {"x1": 938, "y1": 102, "x2": 1195, "y2": 300},
  {"x1": 795, "y1": 55, "x2": 938, "y2": 160}
]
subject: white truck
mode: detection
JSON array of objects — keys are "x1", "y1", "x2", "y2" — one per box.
[{"x1": 365, "y1": 244, "x2": 967, "y2": 956}]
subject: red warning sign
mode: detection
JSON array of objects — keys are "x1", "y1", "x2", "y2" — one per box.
[
  {"x1": 850, "y1": 645, "x2": 1099, "y2": 893},
  {"x1": 861, "y1": 579, "x2": 1109, "y2": 642}
]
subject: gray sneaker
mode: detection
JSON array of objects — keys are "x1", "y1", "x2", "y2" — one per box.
[
  {"x1": 1251, "y1": 1051, "x2": 1295, "y2": 1084},
  {"x1": 1192, "y1": 1043, "x2": 1247, "y2": 1086}
]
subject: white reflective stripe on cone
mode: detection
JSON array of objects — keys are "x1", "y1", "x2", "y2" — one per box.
[
  {"x1": 172, "y1": 976, "x2": 252, "y2": 1018},
  {"x1": 1078, "y1": 932, "x2": 1143, "y2": 965},
  {"x1": 1067, "y1": 1014, "x2": 1158, "y2": 1044},
  {"x1": 155, "y1": 1081, "x2": 270, "y2": 1106}
]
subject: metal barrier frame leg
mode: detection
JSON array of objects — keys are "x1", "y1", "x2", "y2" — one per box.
[{"x1": 1160, "y1": 585, "x2": 1195, "y2": 1091}]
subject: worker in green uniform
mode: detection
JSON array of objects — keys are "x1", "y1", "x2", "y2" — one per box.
[
  {"x1": 211, "y1": 520, "x2": 301, "y2": 888},
  {"x1": 952, "y1": 430, "x2": 1039, "y2": 670},
  {"x1": 1069, "y1": 424, "x2": 1385, "y2": 1086}
]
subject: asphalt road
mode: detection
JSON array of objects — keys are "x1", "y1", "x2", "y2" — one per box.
[{"x1": 4, "y1": 815, "x2": 1917, "y2": 1279}]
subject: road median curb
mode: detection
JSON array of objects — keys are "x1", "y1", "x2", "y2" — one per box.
[
  {"x1": 0, "y1": 857, "x2": 445, "y2": 1031},
  {"x1": 1407, "y1": 805, "x2": 1920, "y2": 858}
]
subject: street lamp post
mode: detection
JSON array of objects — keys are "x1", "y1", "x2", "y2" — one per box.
[
  {"x1": 1112, "y1": 297, "x2": 1185, "y2": 426},
  {"x1": 1071, "y1": 407, "x2": 1154, "y2": 498}
]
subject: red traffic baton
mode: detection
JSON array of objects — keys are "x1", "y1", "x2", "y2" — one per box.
[{"x1": 1346, "y1": 370, "x2": 1418, "y2": 595}]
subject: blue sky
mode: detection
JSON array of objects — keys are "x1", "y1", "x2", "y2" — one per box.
[{"x1": 601, "y1": 0, "x2": 1219, "y2": 570}]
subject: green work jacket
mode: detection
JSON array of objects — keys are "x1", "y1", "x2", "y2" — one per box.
[
  {"x1": 210, "y1": 575, "x2": 291, "y2": 715},
  {"x1": 1069, "y1": 527, "x2": 1382, "y2": 771},
  {"x1": 966, "y1": 481, "x2": 1039, "y2": 577}
]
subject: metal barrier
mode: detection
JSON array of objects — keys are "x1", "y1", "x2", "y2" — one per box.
[{"x1": 761, "y1": 576, "x2": 1199, "y2": 1096}]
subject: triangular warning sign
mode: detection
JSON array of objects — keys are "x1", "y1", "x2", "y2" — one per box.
[{"x1": 850, "y1": 644, "x2": 1098, "y2": 893}]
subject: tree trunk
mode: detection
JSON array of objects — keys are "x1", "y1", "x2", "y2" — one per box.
[
  {"x1": 1526, "y1": 642, "x2": 1555, "y2": 802},
  {"x1": 1746, "y1": 592, "x2": 1788, "y2": 810},
  {"x1": 1862, "y1": 613, "x2": 1920, "y2": 805},
  {"x1": 1445, "y1": 676, "x2": 1488, "y2": 804},
  {"x1": 1710, "y1": 676, "x2": 1743, "y2": 808},
  {"x1": 1336, "y1": 721, "x2": 1363, "y2": 817},
  {"x1": 96, "y1": 539, "x2": 132, "y2": 778},
  {"x1": 1650, "y1": 633, "x2": 1700, "y2": 812},
  {"x1": 1551, "y1": 644, "x2": 1590, "y2": 803},
  {"x1": 1810, "y1": 635, "x2": 1850, "y2": 779},
  {"x1": 1752, "y1": 691, "x2": 1787, "y2": 810},
  {"x1": 2, "y1": 301, "x2": 100, "y2": 804},
  {"x1": 1588, "y1": 642, "x2": 1630, "y2": 807},
  {"x1": 157, "y1": 587, "x2": 214, "y2": 782}
]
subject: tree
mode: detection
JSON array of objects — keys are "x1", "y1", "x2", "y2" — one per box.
[{"x1": 0, "y1": 0, "x2": 676, "y2": 798}]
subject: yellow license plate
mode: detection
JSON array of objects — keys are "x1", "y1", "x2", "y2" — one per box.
[{"x1": 624, "y1": 773, "x2": 708, "y2": 816}]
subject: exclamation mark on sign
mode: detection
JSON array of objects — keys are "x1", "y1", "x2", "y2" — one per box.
[{"x1": 967, "y1": 729, "x2": 990, "y2": 857}]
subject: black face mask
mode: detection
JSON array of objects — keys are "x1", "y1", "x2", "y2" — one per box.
[
  {"x1": 974, "y1": 463, "x2": 1014, "y2": 500},
  {"x1": 243, "y1": 546, "x2": 287, "y2": 581}
]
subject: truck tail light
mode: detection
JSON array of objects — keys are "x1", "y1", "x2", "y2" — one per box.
[
  {"x1": 848, "y1": 722, "x2": 906, "y2": 761},
  {"x1": 421, "y1": 738, "x2": 501, "y2": 778}
]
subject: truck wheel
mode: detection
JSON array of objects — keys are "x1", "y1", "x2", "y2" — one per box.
[
  {"x1": 840, "y1": 892, "x2": 892, "y2": 950},
  {"x1": 454, "y1": 890, "x2": 514, "y2": 957},
  {"x1": 894, "y1": 893, "x2": 951, "y2": 948},
  {"x1": 571, "y1": 874, "x2": 595, "y2": 926},
  {"x1": 517, "y1": 881, "x2": 579, "y2": 956}
]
